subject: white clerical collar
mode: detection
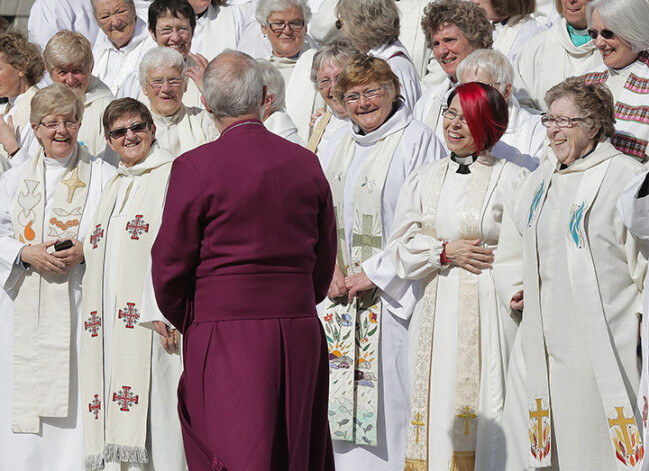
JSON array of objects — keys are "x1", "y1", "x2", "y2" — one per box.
[
  {"x1": 153, "y1": 105, "x2": 186, "y2": 126},
  {"x1": 44, "y1": 149, "x2": 74, "y2": 167},
  {"x1": 350, "y1": 100, "x2": 413, "y2": 147}
]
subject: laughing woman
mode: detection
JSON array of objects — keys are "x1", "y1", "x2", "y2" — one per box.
[
  {"x1": 319, "y1": 54, "x2": 445, "y2": 471},
  {"x1": 0, "y1": 83, "x2": 114, "y2": 470},
  {"x1": 387, "y1": 82, "x2": 527, "y2": 471}
]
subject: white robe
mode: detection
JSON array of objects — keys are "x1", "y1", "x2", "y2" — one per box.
[
  {"x1": 396, "y1": 0, "x2": 434, "y2": 81},
  {"x1": 79, "y1": 76, "x2": 117, "y2": 166},
  {"x1": 319, "y1": 102, "x2": 446, "y2": 471},
  {"x1": 493, "y1": 15, "x2": 545, "y2": 64},
  {"x1": 190, "y1": 3, "x2": 247, "y2": 61},
  {"x1": 413, "y1": 76, "x2": 454, "y2": 138},
  {"x1": 0, "y1": 152, "x2": 115, "y2": 471},
  {"x1": 369, "y1": 40, "x2": 422, "y2": 111},
  {"x1": 151, "y1": 105, "x2": 219, "y2": 157},
  {"x1": 99, "y1": 162, "x2": 184, "y2": 471},
  {"x1": 27, "y1": 0, "x2": 99, "y2": 51},
  {"x1": 93, "y1": 18, "x2": 156, "y2": 97},
  {"x1": 264, "y1": 109, "x2": 304, "y2": 146},
  {"x1": 494, "y1": 144, "x2": 647, "y2": 470},
  {"x1": 0, "y1": 87, "x2": 41, "y2": 169},
  {"x1": 311, "y1": 112, "x2": 349, "y2": 157},
  {"x1": 513, "y1": 17, "x2": 602, "y2": 111},
  {"x1": 386, "y1": 154, "x2": 528, "y2": 471}
]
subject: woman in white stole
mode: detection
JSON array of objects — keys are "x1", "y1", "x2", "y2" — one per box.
[
  {"x1": 335, "y1": 0, "x2": 422, "y2": 111},
  {"x1": 80, "y1": 98, "x2": 184, "y2": 471},
  {"x1": 388, "y1": 82, "x2": 527, "y2": 471},
  {"x1": 189, "y1": 0, "x2": 246, "y2": 61},
  {"x1": 0, "y1": 31, "x2": 46, "y2": 169},
  {"x1": 494, "y1": 78, "x2": 647, "y2": 471},
  {"x1": 579, "y1": 0, "x2": 649, "y2": 163},
  {"x1": 0, "y1": 84, "x2": 115, "y2": 471},
  {"x1": 138, "y1": 47, "x2": 217, "y2": 157},
  {"x1": 319, "y1": 54, "x2": 446, "y2": 471},
  {"x1": 43, "y1": 31, "x2": 118, "y2": 166}
]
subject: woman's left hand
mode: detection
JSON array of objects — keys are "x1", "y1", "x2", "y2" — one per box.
[
  {"x1": 186, "y1": 53, "x2": 209, "y2": 93},
  {"x1": 345, "y1": 272, "x2": 376, "y2": 303},
  {"x1": 52, "y1": 238, "x2": 84, "y2": 268},
  {"x1": 0, "y1": 114, "x2": 19, "y2": 156},
  {"x1": 153, "y1": 320, "x2": 179, "y2": 354}
]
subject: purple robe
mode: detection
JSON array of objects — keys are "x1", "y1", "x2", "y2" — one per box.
[{"x1": 151, "y1": 119, "x2": 337, "y2": 471}]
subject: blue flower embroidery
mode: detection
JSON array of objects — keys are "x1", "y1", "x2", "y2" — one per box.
[
  {"x1": 341, "y1": 313, "x2": 352, "y2": 326},
  {"x1": 568, "y1": 202, "x2": 585, "y2": 248},
  {"x1": 527, "y1": 181, "x2": 545, "y2": 227}
]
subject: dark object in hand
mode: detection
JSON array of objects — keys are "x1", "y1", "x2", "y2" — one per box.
[{"x1": 54, "y1": 239, "x2": 73, "y2": 251}]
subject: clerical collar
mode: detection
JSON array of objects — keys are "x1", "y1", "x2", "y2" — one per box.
[
  {"x1": 567, "y1": 24, "x2": 591, "y2": 47},
  {"x1": 355, "y1": 101, "x2": 400, "y2": 136},
  {"x1": 496, "y1": 17, "x2": 510, "y2": 26},
  {"x1": 196, "y1": 7, "x2": 209, "y2": 19},
  {"x1": 558, "y1": 142, "x2": 597, "y2": 170},
  {"x1": 220, "y1": 119, "x2": 264, "y2": 137},
  {"x1": 450, "y1": 152, "x2": 478, "y2": 174}
]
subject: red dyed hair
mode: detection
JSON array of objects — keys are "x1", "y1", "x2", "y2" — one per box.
[{"x1": 447, "y1": 82, "x2": 508, "y2": 153}]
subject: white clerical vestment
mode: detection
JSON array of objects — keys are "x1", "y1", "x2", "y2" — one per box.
[
  {"x1": 28, "y1": 0, "x2": 99, "y2": 51},
  {"x1": 513, "y1": 17, "x2": 602, "y2": 111},
  {"x1": 264, "y1": 110, "x2": 304, "y2": 146},
  {"x1": 190, "y1": 3, "x2": 246, "y2": 61},
  {"x1": 387, "y1": 154, "x2": 527, "y2": 471},
  {"x1": 580, "y1": 53, "x2": 649, "y2": 163},
  {"x1": 413, "y1": 76, "x2": 454, "y2": 136},
  {"x1": 80, "y1": 76, "x2": 117, "y2": 165},
  {"x1": 0, "y1": 87, "x2": 41, "y2": 169},
  {"x1": 369, "y1": 41, "x2": 422, "y2": 111},
  {"x1": 0, "y1": 149, "x2": 115, "y2": 471},
  {"x1": 309, "y1": 112, "x2": 348, "y2": 157},
  {"x1": 493, "y1": 15, "x2": 544, "y2": 64},
  {"x1": 319, "y1": 102, "x2": 446, "y2": 470},
  {"x1": 151, "y1": 105, "x2": 218, "y2": 157},
  {"x1": 494, "y1": 143, "x2": 647, "y2": 471},
  {"x1": 93, "y1": 18, "x2": 156, "y2": 97},
  {"x1": 97, "y1": 148, "x2": 184, "y2": 471}
]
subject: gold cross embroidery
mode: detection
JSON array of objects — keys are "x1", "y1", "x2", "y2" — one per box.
[
  {"x1": 457, "y1": 405, "x2": 477, "y2": 436},
  {"x1": 529, "y1": 398, "x2": 549, "y2": 442},
  {"x1": 608, "y1": 406, "x2": 636, "y2": 457},
  {"x1": 411, "y1": 412, "x2": 425, "y2": 443},
  {"x1": 61, "y1": 167, "x2": 86, "y2": 203}
]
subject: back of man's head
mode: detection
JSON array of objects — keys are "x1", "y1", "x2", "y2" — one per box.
[{"x1": 203, "y1": 50, "x2": 265, "y2": 120}]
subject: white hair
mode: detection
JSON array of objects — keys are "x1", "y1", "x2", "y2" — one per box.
[
  {"x1": 587, "y1": 0, "x2": 649, "y2": 53},
  {"x1": 203, "y1": 49, "x2": 265, "y2": 120},
  {"x1": 310, "y1": 36, "x2": 358, "y2": 88},
  {"x1": 255, "y1": 0, "x2": 312, "y2": 25},
  {"x1": 91, "y1": 0, "x2": 135, "y2": 15},
  {"x1": 456, "y1": 49, "x2": 513, "y2": 97},
  {"x1": 138, "y1": 47, "x2": 187, "y2": 87},
  {"x1": 256, "y1": 59, "x2": 285, "y2": 112}
]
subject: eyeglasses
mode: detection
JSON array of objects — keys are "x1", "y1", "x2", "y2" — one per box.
[
  {"x1": 343, "y1": 86, "x2": 385, "y2": 104},
  {"x1": 156, "y1": 26, "x2": 192, "y2": 38},
  {"x1": 317, "y1": 76, "x2": 338, "y2": 90},
  {"x1": 540, "y1": 115, "x2": 592, "y2": 128},
  {"x1": 39, "y1": 120, "x2": 80, "y2": 130},
  {"x1": 267, "y1": 20, "x2": 305, "y2": 33},
  {"x1": 442, "y1": 108, "x2": 466, "y2": 123},
  {"x1": 109, "y1": 122, "x2": 149, "y2": 139},
  {"x1": 146, "y1": 77, "x2": 185, "y2": 89},
  {"x1": 587, "y1": 28, "x2": 616, "y2": 40}
]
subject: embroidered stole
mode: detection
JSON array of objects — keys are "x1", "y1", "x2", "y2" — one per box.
[
  {"x1": 285, "y1": 49, "x2": 323, "y2": 143},
  {"x1": 80, "y1": 145, "x2": 173, "y2": 470},
  {"x1": 307, "y1": 110, "x2": 332, "y2": 153},
  {"x1": 523, "y1": 154, "x2": 644, "y2": 469},
  {"x1": 581, "y1": 52, "x2": 649, "y2": 162},
  {"x1": 151, "y1": 105, "x2": 213, "y2": 156},
  {"x1": 0, "y1": 86, "x2": 38, "y2": 162},
  {"x1": 323, "y1": 128, "x2": 403, "y2": 445},
  {"x1": 405, "y1": 154, "x2": 497, "y2": 471},
  {"x1": 11, "y1": 145, "x2": 92, "y2": 433}
]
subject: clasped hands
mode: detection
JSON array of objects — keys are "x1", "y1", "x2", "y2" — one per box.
[
  {"x1": 20, "y1": 239, "x2": 84, "y2": 274},
  {"x1": 327, "y1": 265, "x2": 376, "y2": 302},
  {"x1": 153, "y1": 321, "x2": 179, "y2": 354}
]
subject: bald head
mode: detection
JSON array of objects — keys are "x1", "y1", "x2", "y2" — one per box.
[{"x1": 202, "y1": 50, "x2": 265, "y2": 120}]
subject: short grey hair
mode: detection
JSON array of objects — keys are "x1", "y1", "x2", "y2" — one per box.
[
  {"x1": 203, "y1": 49, "x2": 265, "y2": 119},
  {"x1": 587, "y1": 0, "x2": 649, "y2": 53},
  {"x1": 310, "y1": 36, "x2": 358, "y2": 88},
  {"x1": 255, "y1": 0, "x2": 312, "y2": 25},
  {"x1": 457, "y1": 49, "x2": 513, "y2": 97},
  {"x1": 336, "y1": 0, "x2": 400, "y2": 51},
  {"x1": 138, "y1": 47, "x2": 187, "y2": 86},
  {"x1": 257, "y1": 59, "x2": 285, "y2": 112},
  {"x1": 91, "y1": 0, "x2": 135, "y2": 15}
]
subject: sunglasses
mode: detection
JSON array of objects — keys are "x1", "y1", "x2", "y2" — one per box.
[
  {"x1": 587, "y1": 28, "x2": 616, "y2": 40},
  {"x1": 109, "y1": 122, "x2": 149, "y2": 139}
]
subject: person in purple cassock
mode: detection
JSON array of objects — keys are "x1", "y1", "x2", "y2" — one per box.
[{"x1": 150, "y1": 49, "x2": 337, "y2": 471}]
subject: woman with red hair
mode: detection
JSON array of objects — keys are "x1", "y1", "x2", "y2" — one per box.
[{"x1": 387, "y1": 82, "x2": 528, "y2": 471}]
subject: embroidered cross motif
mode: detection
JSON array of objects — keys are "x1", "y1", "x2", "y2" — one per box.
[
  {"x1": 113, "y1": 386, "x2": 139, "y2": 411},
  {"x1": 61, "y1": 167, "x2": 86, "y2": 203},
  {"x1": 608, "y1": 407, "x2": 639, "y2": 462},
  {"x1": 90, "y1": 224, "x2": 104, "y2": 249},
  {"x1": 89, "y1": 394, "x2": 101, "y2": 419},
  {"x1": 126, "y1": 215, "x2": 149, "y2": 240},
  {"x1": 411, "y1": 412, "x2": 425, "y2": 443},
  {"x1": 118, "y1": 303, "x2": 140, "y2": 328},
  {"x1": 529, "y1": 398, "x2": 549, "y2": 443},
  {"x1": 457, "y1": 405, "x2": 477, "y2": 436},
  {"x1": 84, "y1": 311, "x2": 102, "y2": 337},
  {"x1": 352, "y1": 214, "x2": 382, "y2": 260}
]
